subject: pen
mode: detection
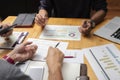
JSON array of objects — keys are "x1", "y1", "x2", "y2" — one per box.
[
  {"x1": 55, "y1": 42, "x2": 60, "y2": 48},
  {"x1": 64, "y1": 56, "x2": 75, "y2": 58},
  {"x1": 0, "y1": 47, "x2": 14, "y2": 50}
]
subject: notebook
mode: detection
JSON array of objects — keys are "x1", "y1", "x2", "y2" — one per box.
[
  {"x1": 94, "y1": 16, "x2": 120, "y2": 44},
  {"x1": 13, "y1": 13, "x2": 36, "y2": 27},
  {"x1": 16, "y1": 61, "x2": 80, "y2": 80}
]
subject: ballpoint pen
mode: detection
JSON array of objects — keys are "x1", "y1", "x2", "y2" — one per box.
[{"x1": 55, "y1": 42, "x2": 60, "y2": 48}]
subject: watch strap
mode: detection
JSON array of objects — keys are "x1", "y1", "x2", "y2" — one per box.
[{"x1": 3, "y1": 55, "x2": 15, "y2": 64}]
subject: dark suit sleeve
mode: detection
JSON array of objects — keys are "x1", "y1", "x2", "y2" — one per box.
[
  {"x1": 0, "y1": 60, "x2": 32, "y2": 80},
  {"x1": 92, "y1": 0, "x2": 107, "y2": 12},
  {"x1": 39, "y1": 0, "x2": 53, "y2": 16}
]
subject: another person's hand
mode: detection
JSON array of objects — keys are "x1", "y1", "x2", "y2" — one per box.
[
  {"x1": 46, "y1": 47, "x2": 64, "y2": 73},
  {"x1": 35, "y1": 9, "x2": 48, "y2": 27},
  {"x1": 79, "y1": 20, "x2": 95, "y2": 36},
  {"x1": 0, "y1": 23, "x2": 13, "y2": 37},
  {"x1": 6, "y1": 41, "x2": 38, "y2": 63}
]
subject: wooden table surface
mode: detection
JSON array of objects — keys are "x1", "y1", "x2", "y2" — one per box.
[{"x1": 1, "y1": 16, "x2": 120, "y2": 80}]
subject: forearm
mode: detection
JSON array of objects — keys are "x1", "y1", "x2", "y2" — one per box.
[
  {"x1": 90, "y1": 10, "x2": 107, "y2": 25},
  {"x1": 48, "y1": 64, "x2": 63, "y2": 80}
]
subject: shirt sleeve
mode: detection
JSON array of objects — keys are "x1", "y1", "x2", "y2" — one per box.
[
  {"x1": 0, "y1": 60, "x2": 32, "y2": 80},
  {"x1": 39, "y1": 0, "x2": 53, "y2": 16},
  {"x1": 92, "y1": 0, "x2": 107, "y2": 12}
]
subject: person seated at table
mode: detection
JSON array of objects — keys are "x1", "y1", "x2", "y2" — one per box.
[
  {"x1": 0, "y1": 42, "x2": 63, "y2": 80},
  {"x1": 35, "y1": 0, "x2": 107, "y2": 36}
]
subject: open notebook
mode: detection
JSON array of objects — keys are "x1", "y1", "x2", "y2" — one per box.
[
  {"x1": 16, "y1": 61, "x2": 80, "y2": 80},
  {"x1": 94, "y1": 16, "x2": 120, "y2": 44}
]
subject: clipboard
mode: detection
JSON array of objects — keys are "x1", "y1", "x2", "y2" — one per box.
[{"x1": 0, "y1": 31, "x2": 28, "y2": 50}]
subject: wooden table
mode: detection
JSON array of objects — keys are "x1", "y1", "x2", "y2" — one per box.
[{"x1": 1, "y1": 16, "x2": 120, "y2": 80}]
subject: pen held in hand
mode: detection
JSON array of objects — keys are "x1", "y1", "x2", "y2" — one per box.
[
  {"x1": 55, "y1": 42, "x2": 60, "y2": 48},
  {"x1": 0, "y1": 47, "x2": 14, "y2": 50}
]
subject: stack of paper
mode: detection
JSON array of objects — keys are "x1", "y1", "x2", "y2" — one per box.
[
  {"x1": 84, "y1": 44, "x2": 120, "y2": 80},
  {"x1": 27, "y1": 38, "x2": 84, "y2": 63}
]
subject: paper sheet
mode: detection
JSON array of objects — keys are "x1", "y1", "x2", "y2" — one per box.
[
  {"x1": 84, "y1": 44, "x2": 120, "y2": 80},
  {"x1": 39, "y1": 25, "x2": 81, "y2": 40},
  {"x1": 27, "y1": 38, "x2": 68, "y2": 61}
]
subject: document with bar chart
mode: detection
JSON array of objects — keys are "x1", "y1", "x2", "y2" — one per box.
[
  {"x1": 39, "y1": 25, "x2": 81, "y2": 41},
  {"x1": 84, "y1": 44, "x2": 120, "y2": 80}
]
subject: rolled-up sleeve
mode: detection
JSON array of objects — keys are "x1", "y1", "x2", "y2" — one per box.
[{"x1": 0, "y1": 60, "x2": 32, "y2": 80}]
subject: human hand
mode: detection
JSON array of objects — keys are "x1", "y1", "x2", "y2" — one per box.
[
  {"x1": 79, "y1": 20, "x2": 94, "y2": 36},
  {"x1": 35, "y1": 9, "x2": 48, "y2": 27},
  {"x1": 46, "y1": 47, "x2": 64, "y2": 73},
  {"x1": 0, "y1": 23, "x2": 13, "y2": 37},
  {"x1": 7, "y1": 41, "x2": 38, "y2": 63}
]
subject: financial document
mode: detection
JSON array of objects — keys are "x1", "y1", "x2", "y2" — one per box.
[
  {"x1": 84, "y1": 44, "x2": 120, "y2": 80},
  {"x1": 39, "y1": 25, "x2": 81, "y2": 40},
  {"x1": 27, "y1": 38, "x2": 68, "y2": 61}
]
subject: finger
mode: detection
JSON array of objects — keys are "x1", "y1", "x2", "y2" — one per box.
[
  {"x1": 22, "y1": 41, "x2": 33, "y2": 46},
  {"x1": 35, "y1": 15, "x2": 45, "y2": 27}
]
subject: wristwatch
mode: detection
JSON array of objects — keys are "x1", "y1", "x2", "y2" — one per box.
[{"x1": 88, "y1": 20, "x2": 96, "y2": 28}]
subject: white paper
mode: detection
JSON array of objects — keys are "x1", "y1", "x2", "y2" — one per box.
[
  {"x1": 39, "y1": 25, "x2": 81, "y2": 40},
  {"x1": 84, "y1": 44, "x2": 120, "y2": 80},
  {"x1": 27, "y1": 38, "x2": 68, "y2": 61},
  {"x1": 63, "y1": 50, "x2": 84, "y2": 63}
]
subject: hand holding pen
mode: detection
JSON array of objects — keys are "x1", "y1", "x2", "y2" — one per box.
[
  {"x1": 0, "y1": 23, "x2": 14, "y2": 37},
  {"x1": 55, "y1": 42, "x2": 75, "y2": 58}
]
